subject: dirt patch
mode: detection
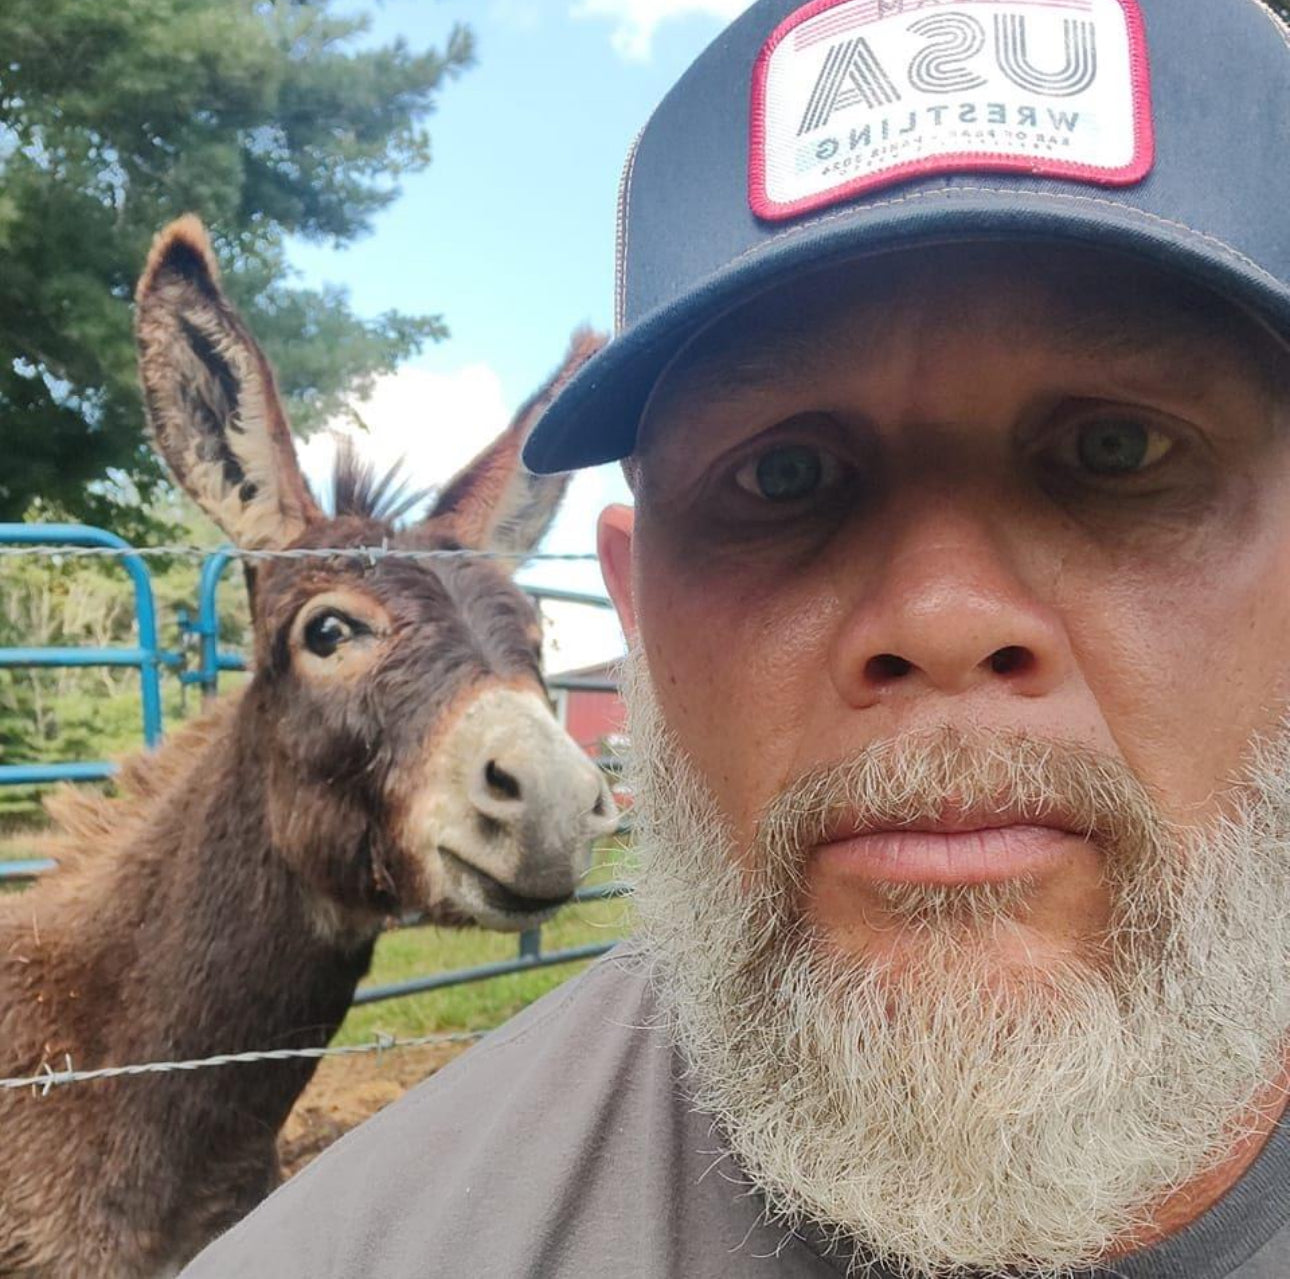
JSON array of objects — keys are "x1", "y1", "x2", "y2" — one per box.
[{"x1": 278, "y1": 1040, "x2": 473, "y2": 1178}]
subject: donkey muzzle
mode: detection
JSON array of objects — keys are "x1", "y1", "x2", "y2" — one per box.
[{"x1": 405, "y1": 686, "x2": 618, "y2": 929}]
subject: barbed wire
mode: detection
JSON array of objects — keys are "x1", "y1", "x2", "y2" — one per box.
[
  {"x1": 0, "y1": 1028, "x2": 489, "y2": 1096},
  {"x1": 0, "y1": 544, "x2": 599, "y2": 565}
]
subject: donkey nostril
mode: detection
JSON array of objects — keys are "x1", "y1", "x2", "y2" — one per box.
[
  {"x1": 865, "y1": 653, "x2": 913, "y2": 682},
  {"x1": 592, "y1": 793, "x2": 606, "y2": 817},
  {"x1": 484, "y1": 759, "x2": 522, "y2": 802}
]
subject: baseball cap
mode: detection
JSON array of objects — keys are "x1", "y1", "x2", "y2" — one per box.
[{"x1": 523, "y1": 0, "x2": 1290, "y2": 474}]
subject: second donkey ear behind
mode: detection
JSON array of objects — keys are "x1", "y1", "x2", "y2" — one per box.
[{"x1": 135, "y1": 213, "x2": 602, "y2": 566}]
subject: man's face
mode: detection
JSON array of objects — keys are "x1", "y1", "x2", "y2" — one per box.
[
  {"x1": 598, "y1": 244, "x2": 1290, "y2": 1275},
  {"x1": 610, "y1": 243, "x2": 1290, "y2": 972}
]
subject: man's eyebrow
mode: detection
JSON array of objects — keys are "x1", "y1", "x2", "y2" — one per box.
[
  {"x1": 1045, "y1": 300, "x2": 1290, "y2": 404},
  {"x1": 667, "y1": 331, "x2": 823, "y2": 404},
  {"x1": 676, "y1": 303, "x2": 1288, "y2": 399},
  {"x1": 1045, "y1": 307, "x2": 1223, "y2": 359}
]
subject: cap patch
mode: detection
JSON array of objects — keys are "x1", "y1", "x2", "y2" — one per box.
[{"x1": 750, "y1": 0, "x2": 1154, "y2": 222}]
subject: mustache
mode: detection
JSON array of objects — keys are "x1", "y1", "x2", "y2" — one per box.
[{"x1": 752, "y1": 726, "x2": 1166, "y2": 883}]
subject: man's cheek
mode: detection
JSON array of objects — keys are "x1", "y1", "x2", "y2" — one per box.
[
  {"x1": 641, "y1": 601, "x2": 838, "y2": 841},
  {"x1": 1072, "y1": 550, "x2": 1290, "y2": 818},
  {"x1": 640, "y1": 631, "x2": 756, "y2": 828}
]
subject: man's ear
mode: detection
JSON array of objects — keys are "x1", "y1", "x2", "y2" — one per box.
[
  {"x1": 135, "y1": 215, "x2": 321, "y2": 549},
  {"x1": 598, "y1": 503, "x2": 637, "y2": 642},
  {"x1": 429, "y1": 329, "x2": 605, "y2": 565}
]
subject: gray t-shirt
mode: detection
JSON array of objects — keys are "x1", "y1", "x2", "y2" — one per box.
[{"x1": 182, "y1": 945, "x2": 1290, "y2": 1278}]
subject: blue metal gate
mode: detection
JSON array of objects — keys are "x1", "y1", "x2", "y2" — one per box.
[{"x1": 0, "y1": 524, "x2": 168, "y2": 785}]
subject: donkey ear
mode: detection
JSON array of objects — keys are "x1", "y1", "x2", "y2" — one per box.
[
  {"x1": 429, "y1": 328, "x2": 605, "y2": 563},
  {"x1": 134, "y1": 216, "x2": 321, "y2": 549}
]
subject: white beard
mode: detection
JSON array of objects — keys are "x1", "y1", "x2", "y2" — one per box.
[{"x1": 622, "y1": 650, "x2": 1290, "y2": 1278}]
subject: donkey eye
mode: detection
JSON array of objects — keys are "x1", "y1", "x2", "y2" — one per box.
[{"x1": 303, "y1": 610, "x2": 363, "y2": 658}]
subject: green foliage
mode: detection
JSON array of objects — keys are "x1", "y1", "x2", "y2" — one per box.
[
  {"x1": 0, "y1": 509, "x2": 252, "y2": 809},
  {"x1": 0, "y1": 0, "x2": 472, "y2": 524}
]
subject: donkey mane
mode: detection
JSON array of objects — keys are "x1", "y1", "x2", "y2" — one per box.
[{"x1": 328, "y1": 435, "x2": 430, "y2": 524}]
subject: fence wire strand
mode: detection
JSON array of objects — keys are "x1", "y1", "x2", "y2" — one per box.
[
  {"x1": 0, "y1": 544, "x2": 599, "y2": 564},
  {"x1": 0, "y1": 1028, "x2": 490, "y2": 1096}
]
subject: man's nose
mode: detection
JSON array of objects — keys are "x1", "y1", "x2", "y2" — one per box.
[{"x1": 828, "y1": 498, "x2": 1073, "y2": 707}]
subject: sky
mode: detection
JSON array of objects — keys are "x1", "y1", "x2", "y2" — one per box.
[{"x1": 291, "y1": 0, "x2": 755, "y2": 670}]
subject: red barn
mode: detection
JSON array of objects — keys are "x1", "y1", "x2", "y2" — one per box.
[{"x1": 552, "y1": 659, "x2": 626, "y2": 760}]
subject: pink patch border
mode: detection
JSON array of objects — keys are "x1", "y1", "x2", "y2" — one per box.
[{"x1": 749, "y1": 0, "x2": 1156, "y2": 223}]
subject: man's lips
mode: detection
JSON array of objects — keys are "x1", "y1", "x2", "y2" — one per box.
[{"x1": 810, "y1": 811, "x2": 1090, "y2": 887}]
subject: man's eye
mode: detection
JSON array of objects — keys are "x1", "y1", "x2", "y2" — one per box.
[
  {"x1": 1073, "y1": 419, "x2": 1174, "y2": 476},
  {"x1": 733, "y1": 444, "x2": 839, "y2": 501}
]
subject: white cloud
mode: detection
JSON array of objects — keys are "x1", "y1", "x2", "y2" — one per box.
[
  {"x1": 299, "y1": 362, "x2": 512, "y2": 512},
  {"x1": 571, "y1": 0, "x2": 753, "y2": 61},
  {"x1": 300, "y1": 361, "x2": 628, "y2": 675}
]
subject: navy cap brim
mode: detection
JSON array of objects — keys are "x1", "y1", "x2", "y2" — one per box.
[{"x1": 523, "y1": 188, "x2": 1290, "y2": 474}]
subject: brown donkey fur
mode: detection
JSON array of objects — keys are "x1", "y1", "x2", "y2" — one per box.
[{"x1": 0, "y1": 217, "x2": 613, "y2": 1277}]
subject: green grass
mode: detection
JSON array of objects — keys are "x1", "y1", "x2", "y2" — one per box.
[
  {"x1": 0, "y1": 815, "x2": 54, "y2": 893},
  {"x1": 0, "y1": 804, "x2": 57, "y2": 858},
  {"x1": 336, "y1": 893, "x2": 635, "y2": 1046},
  {"x1": 335, "y1": 842, "x2": 636, "y2": 1044},
  {"x1": 1, "y1": 834, "x2": 637, "y2": 1037}
]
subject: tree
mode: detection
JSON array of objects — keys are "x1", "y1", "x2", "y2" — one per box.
[{"x1": 0, "y1": 0, "x2": 473, "y2": 533}]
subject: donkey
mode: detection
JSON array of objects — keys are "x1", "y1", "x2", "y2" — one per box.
[{"x1": 0, "y1": 216, "x2": 617, "y2": 1277}]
